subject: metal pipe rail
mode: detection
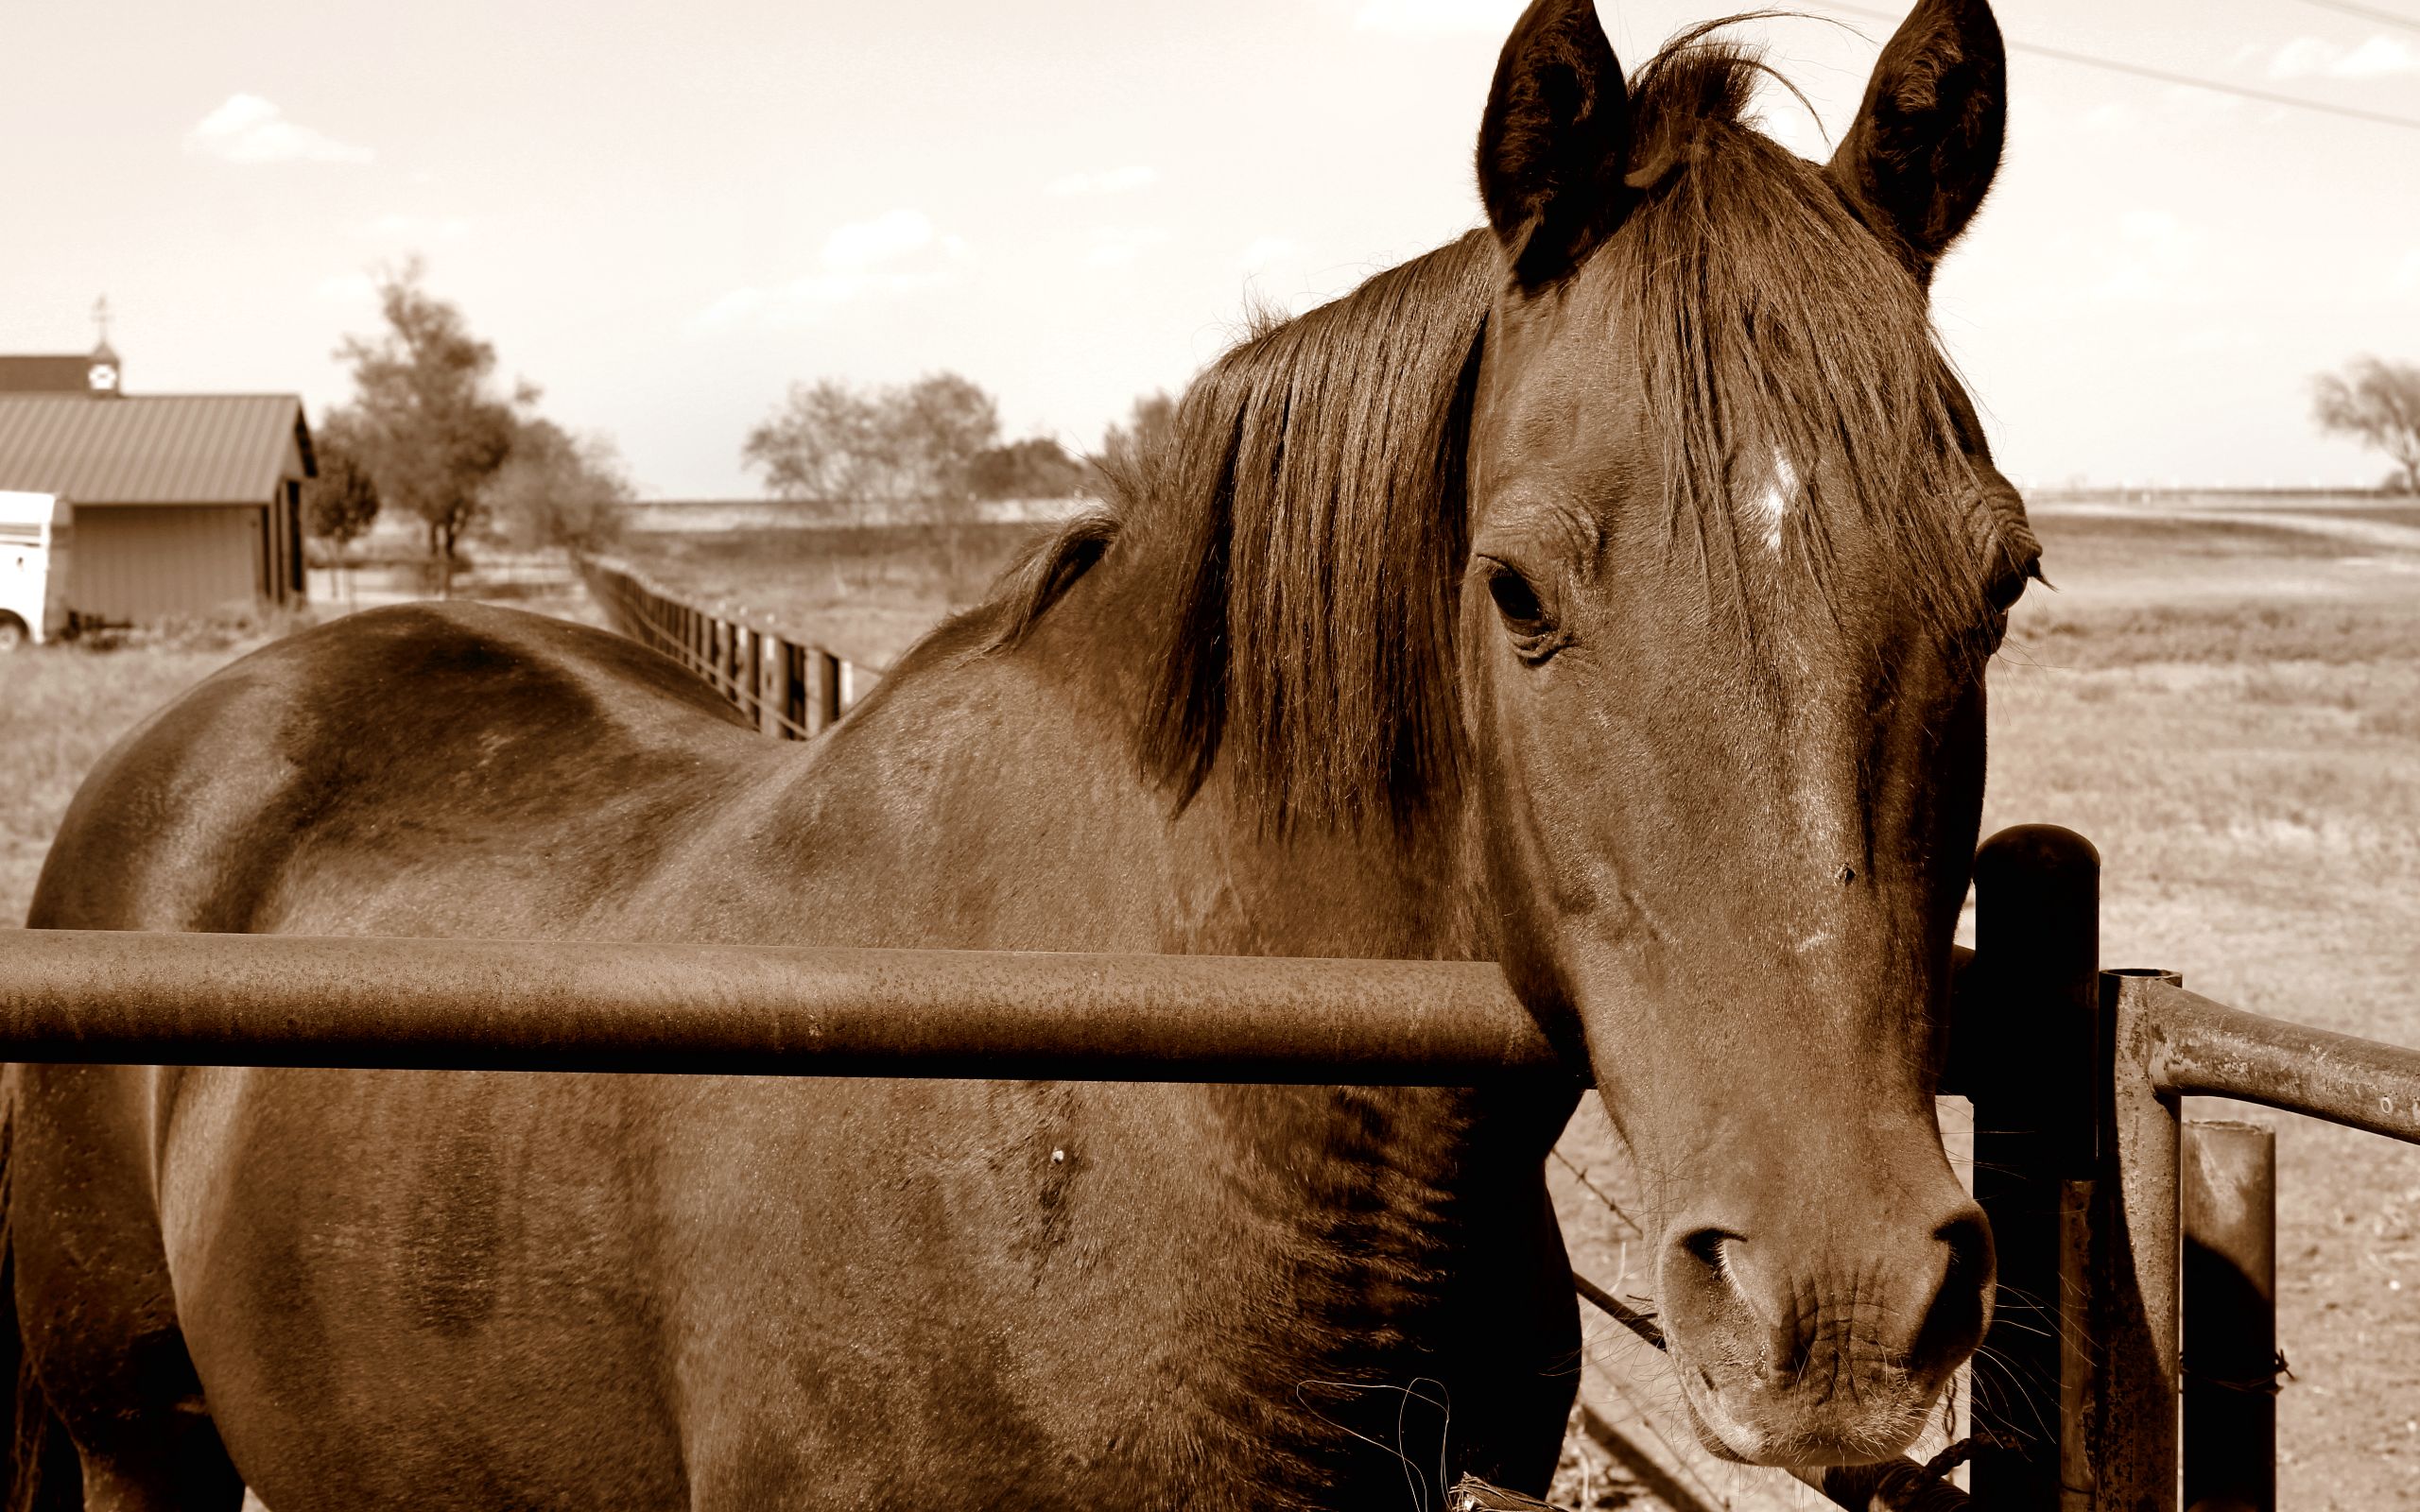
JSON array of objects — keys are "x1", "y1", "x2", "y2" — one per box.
[
  {"x1": 0, "y1": 929, "x2": 1569, "y2": 1084},
  {"x1": 2137, "y1": 976, "x2": 2420, "y2": 1146}
]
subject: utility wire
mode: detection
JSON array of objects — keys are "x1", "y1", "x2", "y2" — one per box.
[
  {"x1": 1804, "y1": 1, "x2": 2420, "y2": 132},
  {"x1": 2296, "y1": 0, "x2": 2420, "y2": 35}
]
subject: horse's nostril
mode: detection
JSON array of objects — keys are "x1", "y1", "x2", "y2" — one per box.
[
  {"x1": 1681, "y1": 1227, "x2": 1737, "y2": 1273},
  {"x1": 1912, "y1": 1208, "x2": 1996, "y2": 1373},
  {"x1": 1937, "y1": 1211, "x2": 1994, "y2": 1286}
]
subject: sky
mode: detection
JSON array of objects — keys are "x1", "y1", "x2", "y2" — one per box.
[{"x1": 3, "y1": 0, "x2": 2416, "y2": 496}]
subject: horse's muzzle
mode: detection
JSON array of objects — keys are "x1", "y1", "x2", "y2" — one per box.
[{"x1": 1656, "y1": 1202, "x2": 1995, "y2": 1466}]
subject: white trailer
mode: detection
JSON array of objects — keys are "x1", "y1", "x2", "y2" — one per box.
[{"x1": 0, "y1": 491, "x2": 74, "y2": 649}]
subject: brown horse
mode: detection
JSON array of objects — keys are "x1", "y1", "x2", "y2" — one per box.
[{"x1": 8, "y1": 1, "x2": 2037, "y2": 1504}]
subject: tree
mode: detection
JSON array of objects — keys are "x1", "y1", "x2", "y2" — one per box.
[
  {"x1": 302, "y1": 421, "x2": 382, "y2": 598},
  {"x1": 966, "y1": 437, "x2": 1089, "y2": 501},
  {"x1": 329, "y1": 261, "x2": 519, "y2": 595},
  {"x1": 741, "y1": 371, "x2": 1002, "y2": 514},
  {"x1": 1091, "y1": 389, "x2": 1178, "y2": 485},
  {"x1": 480, "y1": 419, "x2": 631, "y2": 555},
  {"x1": 2313, "y1": 356, "x2": 2420, "y2": 494},
  {"x1": 743, "y1": 379, "x2": 886, "y2": 505},
  {"x1": 892, "y1": 372, "x2": 1000, "y2": 508}
]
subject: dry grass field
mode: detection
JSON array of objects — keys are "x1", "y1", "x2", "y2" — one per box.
[{"x1": 3, "y1": 493, "x2": 2415, "y2": 1507}]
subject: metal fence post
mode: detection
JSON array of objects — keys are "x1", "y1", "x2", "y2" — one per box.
[
  {"x1": 807, "y1": 650, "x2": 841, "y2": 733},
  {"x1": 743, "y1": 627, "x2": 765, "y2": 727},
  {"x1": 1965, "y1": 825, "x2": 2101, "y2": 1512},
  {"x1": 760, "y1": 636, "x2": 795, "y2": 739},
  {"x1": 2181, "y1": 1118, "x2": 2274, "y2": 1512},
  {"x1": 2100, "y1": 967, "x2": 2184, "y2": 1512}
]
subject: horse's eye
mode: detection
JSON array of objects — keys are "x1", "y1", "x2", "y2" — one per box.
[
  {"x1": 1487, "y1": 565, "x2": 1547, "y2": 631},
  {"x1": 1987, "y1": 555, "x2": 2044, "y2": 614}
]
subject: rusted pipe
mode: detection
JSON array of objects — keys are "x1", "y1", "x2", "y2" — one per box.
[
  {"x1": 2137, "y1": 979, "x2": 2420, "y2": 1146},
  {"x1": 2181, "y1": 1119, "x2": 2277, "y2": 1512},
  {"x1": 0, "y1": 929, "x2": 1571, "y2": 1083}
]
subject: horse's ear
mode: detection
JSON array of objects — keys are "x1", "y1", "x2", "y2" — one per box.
[
  {"x1": 1828, "y1": 0, "x2": 2006, "y2": 272},
  {"x1": 1476, "y1": 0, "x2": 1633, "y2": 292}
]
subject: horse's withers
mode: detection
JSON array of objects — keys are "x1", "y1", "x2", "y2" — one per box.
[{"x1": 1462, "y1": 0, "x2": 2023, "y2": 1467}]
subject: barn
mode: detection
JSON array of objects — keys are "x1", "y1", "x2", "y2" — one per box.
[{"x1": 0, "y1": 341, "x2": 314, "y2": 625}]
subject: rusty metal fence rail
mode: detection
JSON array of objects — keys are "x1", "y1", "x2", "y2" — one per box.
[
  {"x1": 5, "y1": 825, "x2": 2420, "y2": 1510},
  {"x1": 576, "y1": 554, "x2": 884, "y2": 739}
]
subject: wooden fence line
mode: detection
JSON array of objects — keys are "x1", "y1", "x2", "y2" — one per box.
[{"x1": 576, "y1": 555, "x2": 883, "y2": 740}]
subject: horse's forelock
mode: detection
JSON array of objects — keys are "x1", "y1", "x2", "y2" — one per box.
[{"x1": 1618, "y1": 35, "x2": 2015, "y2": 656}]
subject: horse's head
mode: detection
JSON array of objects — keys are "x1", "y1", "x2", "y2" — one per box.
[{"x1": 1463, "y1": 0, "x2": 2031, "y2": 1467}]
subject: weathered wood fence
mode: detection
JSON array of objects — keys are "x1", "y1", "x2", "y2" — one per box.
[{"x1": 577, "y1": 554, "x2": 884, "y2": 739}]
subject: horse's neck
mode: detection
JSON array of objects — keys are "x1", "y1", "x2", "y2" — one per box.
[{"x1": 988, "y1": 558, "x2": 1570, "y2": 1153}]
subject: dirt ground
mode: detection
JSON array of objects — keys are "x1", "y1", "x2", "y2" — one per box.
[{"x1": 3, "y1": 493, "x2": 2414, "y2": 1507}]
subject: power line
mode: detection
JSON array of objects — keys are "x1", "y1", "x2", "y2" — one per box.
[
  {"x1": 2296, "y1": 0, "x2": 2420, "y2": 36},
  {"x1": 1804, "y1": 2, "x2": 2420, "y2": 133}
]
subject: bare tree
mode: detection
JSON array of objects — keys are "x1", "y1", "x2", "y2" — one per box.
[
  {"x1": 1091, "y1": 390, "x2": 1178, "y2": 489},
  {"x1": 743, "y1": 380, "x2": 887, "y2": 505},
  {"x1": 741, "y1": 372, "x2": 1001, "y2": 516},
  {"x1": 2313, "y1": 356, "x2": 2420, "y2": 493},
  {"x1": 480, "y1": 419, "x2": 631, "y2": 555}
]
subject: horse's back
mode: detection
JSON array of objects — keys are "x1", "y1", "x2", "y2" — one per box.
[
  {"x1": 13, "y1": 604, "x2": 786, "y2": 1507},
  {"x1": 28, "y1": 602, "x2": 764, "y2": 936},
  {"x1": 9, "y1": 600, "x2": 1205, "y2": 1509}
]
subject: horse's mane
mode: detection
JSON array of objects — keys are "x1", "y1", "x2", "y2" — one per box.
[{"x1": 991, "y1": 23, "x2": 2021, "y2": 837}]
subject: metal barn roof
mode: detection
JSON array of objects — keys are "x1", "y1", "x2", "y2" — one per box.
[{"x1": 0, "y1": 393, "x2": 314, "y2": 505}]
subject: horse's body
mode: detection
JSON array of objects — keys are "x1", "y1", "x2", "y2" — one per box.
[
  {"x1": 15, "y1": 601, "x2": 1570, "y2": 1510},
  {"x1": 9, "y1": 2, "x2": 2036, "y2": 1506}
]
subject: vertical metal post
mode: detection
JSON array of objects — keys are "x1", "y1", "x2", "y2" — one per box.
[
  {"x1": 2099, "y1": 968, "x2": 2183, "y2": 1512},
  {"x1": 1965, "y1": 825, "x2": 2101, "y2": 1512},
  {"x1": 760, "y1": 634, "x2": 794, "y2": 739},
  {"x1": 743, "y1": 628, "x2": 764, "y2": 725},
  {"x1": 2181, "y1": 1119, "x2": 2275, "y2": 1512}
]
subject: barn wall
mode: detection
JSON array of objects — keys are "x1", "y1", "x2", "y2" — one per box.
[{"x1": 69, "y1": 504, "x2": 268, "y2": 623}]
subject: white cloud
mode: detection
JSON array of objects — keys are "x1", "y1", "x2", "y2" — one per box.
[
  {"x1": 1082, "y1": 226, "x2": 1170, "y2": 270},
  {"x1": 2270, "y1": 33, "x2": 2420, "y2": 79},
  {"x1": 1355, "y1": 0, "x2": 1525, "y2": 35},
  {"x1": 687, "y1": 209, "x2": 968, "y2": 331},
  {"x1": 2336, "y1": 34, "x2": 2420, "y2": 77},
  {"x1": 1239, "y1": 235, "x2": 1299, "y2": 270},
  {"x1": 184, "y1": 94, "x2": 372, "y2": 164},
  {"x1": 359, "y1": 213, "x2": 470, "y2": 242},
  {"x1": 1046, "y1": 165, "x2": 1158, "y2": 198}
]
